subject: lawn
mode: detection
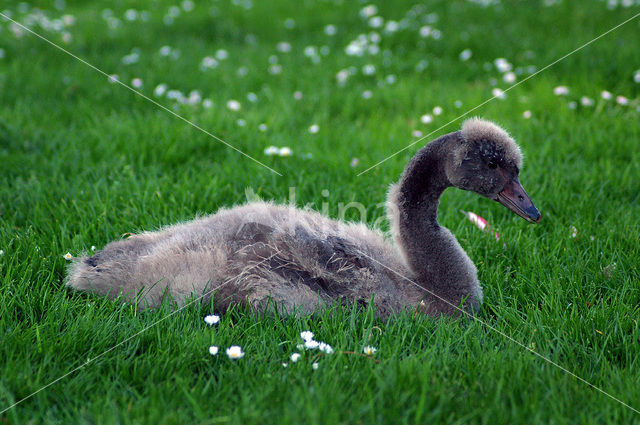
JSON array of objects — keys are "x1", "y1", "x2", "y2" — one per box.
[{"x1": 1, "y1": 0, "x2": 639, "y2": 423}]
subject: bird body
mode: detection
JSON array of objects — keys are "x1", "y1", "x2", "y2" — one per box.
[{"x1": 67, "y1": 118, "x2": 540, "y2": 317}]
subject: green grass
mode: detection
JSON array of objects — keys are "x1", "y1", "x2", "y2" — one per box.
[{"x1": 1, "y1": 0, "x2": 640, "y2": 423}]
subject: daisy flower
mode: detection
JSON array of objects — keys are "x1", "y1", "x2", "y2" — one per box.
[
  {"x1": 420, "y1": 114, "x2": 433, "y2": 124},
  {"x1": 278, "y1": 147, "x2": 292, "y2": 157},
  {"x1": 580, "y1": 96, "x2": 594, "y2": 107},
  {"x1": 318, "y1": 343, "x2": 334, "y2": 354},
  {"x1": 204, "y1": 314, "x2": 220, "y2": 326},
  {"x1": 503, "y1": 72, "x2": 516, "y2": 84},
  {"x1": 553, "y1": 86, "x2": 569, "y2": 96},
  {"x1": 226, "y1": 346, "x2": 244, "y2": 359},
  {"x1": 63, "y1": 252, "x2": 73, "y2": 260},
  {"x1": 301, "y1": 332, "x2": 313, "y2": 342},
  {"x1": 363, "y1": 346, "x2": 377, "y2": 355},
  {"x1": 226, "y1": 100, "x2": 241, "y2": 111},
  {"x1": 290, "y1": 353, "x2": 301, "y2": 362},
  {"x1": 459, "y1": 49, "x2": 472, "y2": 61},
  {"x1": 616, "y1": 95, "x2": 629, "y2": 106},
  {"x1": 304, "y1": 340, "x2": 320, "y2": 350},
  {"x1": 264, "y1": 146, "x2": 279, "y2": 156},
  {"x1": 312, "y1": 362, "x2": 319, "y2": 370},
  {"x1": 492, "y1": 88, "x2": 506, "y2": 100},
  {"x1": 208, "y1": 346, "x2": 219, "y2": 356}
]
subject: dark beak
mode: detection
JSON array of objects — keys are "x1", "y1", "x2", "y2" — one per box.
[{"x1": 493, "y1": 178, "x2": 541, "y2": 223}]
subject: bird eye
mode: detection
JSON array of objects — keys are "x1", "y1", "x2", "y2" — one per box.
[{"x1": 487, "y1": 162, "x2": 497, "y2": 169}]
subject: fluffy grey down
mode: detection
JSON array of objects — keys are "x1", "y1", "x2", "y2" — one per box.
[{"x1": 67, "y1": 118, "x2": 526, "y2": 317}]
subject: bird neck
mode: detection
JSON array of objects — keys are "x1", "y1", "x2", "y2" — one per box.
[
  {"x1": 393, "y1": 137, "x2": 452, "y2": 271},
  {"x1": 387, "y1": 133, "x2": 481, "y2": 314}
]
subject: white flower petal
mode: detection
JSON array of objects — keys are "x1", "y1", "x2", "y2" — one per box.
[
  {"x1": 204, "y1": 314, "x2": 220, "y2": 326},
  {"x1": 226, "y1": 345, "x2": 244, "y2": 359}
]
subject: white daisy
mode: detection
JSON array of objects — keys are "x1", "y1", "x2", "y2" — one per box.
[
  {"x1": 312, "y1": 362, "x2": 319, "y2": 370},
  {"x1": 503, "y1": 72, "x2": 516, "y2": 84},
  {"x1": 494, "y1": 58, "x2": 512, "y2": 73},
  {"x1": 264, "y1": 146, "x2": 279, "y2": 156},
  {"x1": 459, "y1": 49, "x2": 472, "y2": 61},
  {"x1": 432, "y1": 106, "x2": 443, "y2": 116},
  {"x1": 324, "y1": 24, "x2": 337, "y2": 36},
  {"x1": 580, "y1": 96, "x2": 594, "y2": 107},
  {"x1": 131, "y1": 78, "x2": 143, "y2": 89},
  {"x1": 208, "y1": 346, "x2": 219, "y2": 356},
  {"x1": 204, "y1": 314, "x2": 220, "y2": 326},
  {"x1": 553, "y1": 86, "x2": 569, "y2": 96},
  {"x1": 63, "y1": 252, "x2": 73, "y2": 260},
  {"x1": 182, "y1": 0, "x2": 194, "y2": 11},
  {"x1": 359, "y1": 5, "x2": 377, "y2": 19},
  {"x1": 277, "y1": 42, "x2": 291, "y2": 53},
  {"x1": 362, "y1": 64, "x2": 376, "y2": 76},
  {"x1": 304, "y1": 340, "x2": 320, "y2": 350},
  {"x1": 419, "y1": 25, "x2": 432, "y2": 38},
  {"x1": 278, "y1": 147, "x2": 292, "y2": 157},
  {"x1": 616, "y1": 95, "x2": 629, "y2": 105},
  {"x1": 318, "y1": 343, "x2": 334, "y2": 354},
  {"x1": 368, "y1": 16, "x2": 383, "y2": 28},
  {"x1": 420, "y1": 114, "x2": 433, "y2": 124},
  {"x1": 226, "y1": 346, "x2": 244, "y2": 359},
  {"x1": 601, "y1": 90, "x2": 612, "y2": 100},
  {"x1": 201, "y1": 56, "x2": 218, "y2": 70},
  {"x1": 300, "y1": 331, "x2": 314, "y2": 341},
  {"x1": 363, "y1": 346, "x2": 377, "y2": 355},
  {"x1": 154, "y1": 84, "x2": 168, "y2": 97},
  {"x1": 308, "y1": 124, "x2": 319, "y2": 134},
  {"x1": 492, "y1": 88, "x2": 506, "y2": 100},
  {"x1": 226, "y1": 100, "x2": 241, "y2": 111},
  {"x1": 523, "y1": 110, "x2": 532, "y2": 119},
  {"x1": 290, "y1": 353, "x2": 301, "y2": 362}
]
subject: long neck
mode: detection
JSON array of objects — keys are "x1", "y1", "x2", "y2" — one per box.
[
  {"x1": 395, "y1": 137, "x2": 451, "y2": 271},
  {"x1": 389, "y1": 133, "x2": 481, "y2": 314}
]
